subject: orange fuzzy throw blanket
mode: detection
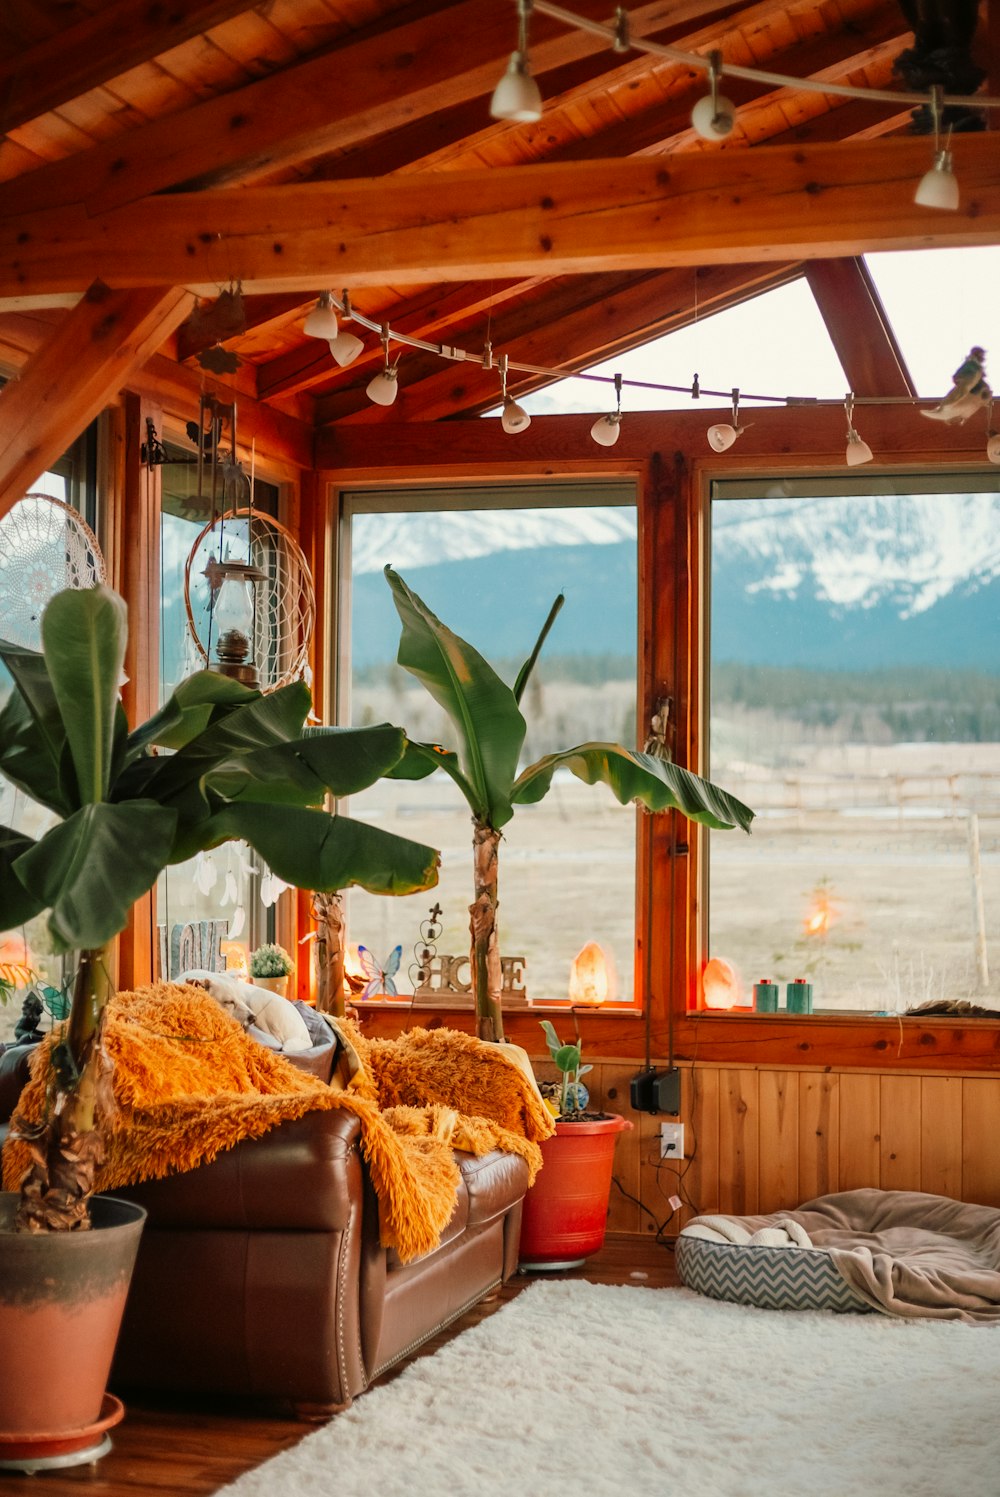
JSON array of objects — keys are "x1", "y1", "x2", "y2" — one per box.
[{"x1": 2, "y1": 985, "x2": 553, "y2": 1263}]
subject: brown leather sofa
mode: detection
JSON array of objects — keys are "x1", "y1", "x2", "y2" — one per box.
[{"x1": 0, "y1": 1027, "x2": 529, "y2": 1417}]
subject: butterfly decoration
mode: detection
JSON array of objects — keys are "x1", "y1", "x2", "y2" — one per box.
[{"x1": 357, "y1": 944, "x2": 402, "y2": 1000}]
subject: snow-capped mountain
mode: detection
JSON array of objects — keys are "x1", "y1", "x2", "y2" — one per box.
[
  {"x1": 714, "y1": 492, "x2": 1000, "y2": 619},
  {"x1": 350, "y1": 504, "x2": 637, "y2": 574}
]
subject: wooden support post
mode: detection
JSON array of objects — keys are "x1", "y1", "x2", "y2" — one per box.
[{"x1": 969, "y1": 813, "x2": 990, "y2": 991}]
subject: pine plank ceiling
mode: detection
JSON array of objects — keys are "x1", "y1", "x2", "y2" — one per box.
[{"x1": 0, "y1": 0, "x2": 993, "y2": 432}]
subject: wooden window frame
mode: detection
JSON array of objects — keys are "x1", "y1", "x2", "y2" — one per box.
[{"x1": 319, "y1": 407, "x2": 1000, "y2": 1071}]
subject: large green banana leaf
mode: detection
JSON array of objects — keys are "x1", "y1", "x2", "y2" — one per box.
[
  {"x1": 512, "y1": 742, "x2": 755, "y2": 833},
  {"x1": 0, "y1": 826, "x2": 45, "y2": 927},
  {"x1": 385, "y1": 566, "x2": 525, "y2": 829},
  {"x1": 13, "y1": 801, "x2": 178, "y2": 951},
  {"x1": 41, "y1": 588, "x2": 125, "y2": 805},
  {"x1": 204, "y1": 724, "x2": 409, "y2": 805},
  {"x1": 0, "y1": 585, "x2": 442, "y2": 954},
  {"x1": 203, "y1": 803, "x2": 439, "y2": 896}
]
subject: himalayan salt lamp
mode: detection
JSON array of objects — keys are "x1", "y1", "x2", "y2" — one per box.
[
  {"x1": 568, "y1": 941, "x2": 616, "y2": 1006},
  {"x1": 701, "y1": 956, "x2": 747, "y2": 1009}
]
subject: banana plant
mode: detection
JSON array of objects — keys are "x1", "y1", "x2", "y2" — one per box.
[
  {"x1": 0, "y1": 585, "x2": 439, "y2": 1232},
  {"x1": 384, "y1": 565, "x2": 755, "y2": 1045}
]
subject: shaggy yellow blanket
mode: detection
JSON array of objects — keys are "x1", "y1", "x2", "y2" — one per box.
[{"x1": 1, "y1": 985, "x2": 554, "y2": 1263}]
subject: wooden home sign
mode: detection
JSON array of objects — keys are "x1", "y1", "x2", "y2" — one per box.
[{"x1": 412, "y1": 953, "x2": 528, "y2": 1009}]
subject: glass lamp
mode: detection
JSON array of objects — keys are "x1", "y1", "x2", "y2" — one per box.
[{"x1": 205, "y1": 555, "x2": 268, "y2": 688}]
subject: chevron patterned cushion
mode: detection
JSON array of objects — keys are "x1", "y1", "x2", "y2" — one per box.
[{"x1": 675, "y1": 1234, "x2": 871, "y2": 1313}]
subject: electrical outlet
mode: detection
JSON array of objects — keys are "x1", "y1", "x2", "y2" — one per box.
[{"x1": 660, "y1": 1122, "x2": 684, "y2": 1160}]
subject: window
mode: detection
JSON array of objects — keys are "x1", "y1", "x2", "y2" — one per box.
[
  {"x1": 706, "y1": 474, "x2": 1000, "y2": 1015},
  {"x1": 155, "y1": 449, "x2": 282, "y2": 978},
  {"x1": 339, "y1": 483, "x2": 639, "y2": 1006}
]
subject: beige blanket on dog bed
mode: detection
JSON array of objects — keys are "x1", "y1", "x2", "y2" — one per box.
[{"x1": 700, "y1": 1189, "x2": 1000, "y2": 1323}]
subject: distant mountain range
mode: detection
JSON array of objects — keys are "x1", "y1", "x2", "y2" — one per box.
[{"x1": 351, "y1": 493, "x2": 1000, "y2": 674}]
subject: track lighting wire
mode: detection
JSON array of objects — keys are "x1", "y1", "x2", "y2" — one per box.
[{"x1": 529, "y1": 0, "x2": 1000, "y2": 113}]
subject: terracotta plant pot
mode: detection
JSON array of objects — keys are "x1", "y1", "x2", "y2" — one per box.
[
  {"x1": 251, "y1": 974, "x2": 290, "y2": 998},
  {"x1": 518, "y1": 1113, "x2": 632, "y2": 1271},
  {"x1": 0, "y1": 1193, "x2": 146, "y2": 1473}
]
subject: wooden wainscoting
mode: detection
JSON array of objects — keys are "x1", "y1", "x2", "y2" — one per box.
[{"x1": 550, "y1": 1058, "x2": 1000, "y2": 1238}]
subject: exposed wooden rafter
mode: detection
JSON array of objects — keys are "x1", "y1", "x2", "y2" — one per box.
[
  {"x1": 0, "y1": 281, "x2": 193, "y2": 518},
  {"x1": 2, "y1": 137, "x2": 997, "y2": 299},
  {"x1": 0, "y1": 0, "x2": 260, "y2": 133},
  {"x1": 0, "y1": 0, "x2": 741, "y2": 219},
  {"x1": 805, "y1": 257, "x2": 916, "y2": 396}
]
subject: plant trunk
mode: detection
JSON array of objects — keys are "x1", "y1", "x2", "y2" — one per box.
[
  {"x1": 14, "y1": 947, "x2": 114, "y2": 1234},
  {"x1": 311, "y1": 891, "x2": 346, "y2": 1018},
  {"x1": 470, "y1": 821, "x2": 504, "y2": 1044}
]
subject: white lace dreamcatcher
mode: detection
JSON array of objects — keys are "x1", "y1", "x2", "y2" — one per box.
[{"x1": 0, "y1": 493, "x2": 106, "y2": 647}]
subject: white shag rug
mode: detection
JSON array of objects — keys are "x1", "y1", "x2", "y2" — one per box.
[{"x1": 216, "y1": 1280, "x2": 1000, "y2": 1497}]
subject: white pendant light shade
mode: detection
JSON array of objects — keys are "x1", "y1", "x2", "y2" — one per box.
[
  {"x1": 366, "y1": 368, "x2": 399, "y2": 406},
  {"x1": 329, "y1": 331, "x2": 364, "y2": 367},
  {"x1": 707, "y1": 423, "x2": 738, "y2": 452},
  {"x1": 914, "y1": 150, "x2": 959, "y2": 210},
  {"x1": 690, "y1": 91, "x2": 736, "y2": 140},
  {"x1": 845, "y1": 429, "x2": 874, "y2": 466},
  {"x1": 490, "y1": 52, "x2": 543, "y2": 122},
  {"x1": 501, "y1": 396, "x2": 531, "y2": 433},
  {"x1": 304, "y1": 292, "x2": 339, "y2": 339},
  {"x1": 590, "y1": 413, "x2": 621, "y2": 447},
  {"x1": 987, "y1": 432, "x2": 1000, "y2": 465}
]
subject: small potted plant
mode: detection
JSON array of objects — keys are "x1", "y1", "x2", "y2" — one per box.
[
  {"x1": 518, "y1": 1020, "x2": 632, "y2": 1271},
  {"x1": 249, "y1": 942, "x2": 295, "y2": 998}
]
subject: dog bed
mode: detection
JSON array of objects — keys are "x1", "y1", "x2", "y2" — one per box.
[
  {"x1": 676, "y1": 1190, "x2": 1000, "y2": 1322},
  {"x1": 675, "y1": 1232, "x2": 870, "y2": 1313}
]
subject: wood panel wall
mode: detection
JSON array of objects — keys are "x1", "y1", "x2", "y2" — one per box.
[{"x1": 541, "y1": 1055, "x2": 1000, "y2": 1239}]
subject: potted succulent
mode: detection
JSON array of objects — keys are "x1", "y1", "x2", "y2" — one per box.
[
  {"x1": 249, "y1": 942, "x2": 294, "y2": 998},
  {"x1": 519, "y1": 1020, "x2": 633, "y2": 1270},
  {"x1": 0, "y1": 584, "x2": 439, "y2": 1471},
  {"x1": 384, "y1": 565, "x2": 755, "y2": 1044}
]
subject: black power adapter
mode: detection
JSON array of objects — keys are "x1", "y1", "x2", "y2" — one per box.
[{"x1": 629, "y1": 1066, "x2": 681, "y2": 1115}]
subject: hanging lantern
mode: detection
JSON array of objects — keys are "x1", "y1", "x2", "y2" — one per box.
[
  {"x1": 204, "y1": 554, "x2": 268, "y2": 688},
  {"x1": 568, "y1": 941, "x2": 615, "y2": 1005}
]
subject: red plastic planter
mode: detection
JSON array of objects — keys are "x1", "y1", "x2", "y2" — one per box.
[{"x1": 518, "y1": 1113, "x2": 632, "y2": 1270}]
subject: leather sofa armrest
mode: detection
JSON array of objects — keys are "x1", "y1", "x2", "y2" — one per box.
[
  {"x1": 114, "y1": 1107, "x2": 364, "y2": 1233},
  {"x1": 0, "y1": 1042, "x2": 36, "y2": 1124}
]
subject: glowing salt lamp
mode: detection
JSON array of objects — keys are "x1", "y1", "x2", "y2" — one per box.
[
  {"x1": 220, "y1": 940, "x2": 249, "y2": 978},
  {"x1": 701, "y1": 957, "x2": 746, "y2": 1010},
  {"x1": 568, "y1": 941, "x2": 615, "y2": 1006}
]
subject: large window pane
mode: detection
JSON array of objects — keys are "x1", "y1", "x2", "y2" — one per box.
[
  {"x1": 708, "y1": 475, "x2": 1000, "y2": 1015},
  {"x1": 342, "y1": 485, "x2": 638, "y2": 1006}
]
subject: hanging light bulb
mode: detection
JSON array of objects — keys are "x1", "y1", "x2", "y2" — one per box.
[
  {"x1": 329, "y1": 289, "x2": 364, "y2": 366},
  {"x1": 844, "y1": 394, "x2": 873, "y2": 466},
  {"x1": 303, "y1": 291, "x2": 339, "y2": 339},
  {"x1": 499, "y1": 354, "x2": 531, "y2": 433},
  {"x1": 914, "y1": 86, "x2": 959, "y2": 211},
  {"x1": 690, "y1": 51, "x2": 736, "y2": 140},
  {"x1": 490, "y1": 0, "x2": 543, "y2": 122},
  {"x1": 366, "y1": 324, "x2": 399, "y2": 406},
  {"x1": 591, "y1": 372, "x2": 623, "y2": 446},
  {"x1": 986, "y1": 399, "x2": 1000, "y2": 465},
  {"x1": 329, "y1": 331, "x2": 364, "y2": 367},
  {"x1": 707, "y1": 387, "x2": 747, "y2": 452}
]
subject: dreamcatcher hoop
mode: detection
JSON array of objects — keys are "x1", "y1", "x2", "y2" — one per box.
[
  {"x1": 183, "y1": 509, "x2": 315, "y2": 693},
  {"x1": 0, "y1": 492, "x2": 106, "y2": 648}
]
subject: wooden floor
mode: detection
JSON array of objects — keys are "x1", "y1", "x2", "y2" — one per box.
[{"x1": 8, "y1": 1235, "x2": 679, "y2": 1496}]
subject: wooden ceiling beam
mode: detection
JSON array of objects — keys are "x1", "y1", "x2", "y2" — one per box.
[
  {"x1": 0, "y1": 281, "x2": 193, "y2": 519},
  {"x1": 0, "y1": 0, "x2": 735, "y2": 219},
  {"x1": 0, "y1": 0, "x2": 261, "y2": 134},
  {"x1": 3, "y1": 136, "x2": 997, "y2": 299},
  {"x1": 805, "y1": 257, "x2": 916, "y2": 397},
  {"x1": 319, "y1": 263, "x2": 800, "y2": 425}
]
